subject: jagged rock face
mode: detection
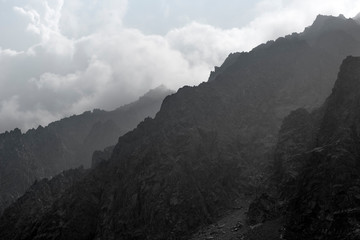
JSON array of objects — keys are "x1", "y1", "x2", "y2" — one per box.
[
  {"x1": 2, "y1": 15, "x2": 360, "y2": 240},
  {"x1": 284, "y1": 56, "x2": 360, "y2": 240},
  {"x1": 91, "y1": 145, "x2": 114, "y2": 168},
  {"x1": 0, "y1": 127, "x2": 67, "y2": 213},
  {"x1": 272, "y1": 108, "x2": 321, "y2": 198},
  {"x1": 0, "y1": 86, "x2": 172, "y2": 213},
  {"x1": 0, "y1": 167, "x2": 87, "y2": 240},
  {"x1": 246, "y1": 193, "x2": 281, "y2": 225}
]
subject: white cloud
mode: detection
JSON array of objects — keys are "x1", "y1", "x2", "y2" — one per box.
[
  {"x1": 0, "y1": 0, "x2": 359, "y2": 132},
  {"x1": 0, "y1": 96, "x2": 60, "y2": 131},
  {"x1": 59, "y1": 0, "x2": 127, "y2": 38},
  {"x1": 0, "y1": 47, "x2": 23, "y2": 56}
]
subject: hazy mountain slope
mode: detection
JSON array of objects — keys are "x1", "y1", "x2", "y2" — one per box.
[
  {"x1": 191, "y1": 56, "x2": 360, "y2": 240},
  {"x1": 355, "y1": 13, "x2": 360, "y2": 24},
  {"x1": 0, "y1": 85, "x2": 172, "y2": 213},
  {"x1": 1, "y1": 15, "x2": 360, "y2": 240},
  {"x1": 272, "y1": 108, "x2": 319, "y2": 198},
  {"x1": 283, "y1": 56, "x2": 360, "y2": 240}
]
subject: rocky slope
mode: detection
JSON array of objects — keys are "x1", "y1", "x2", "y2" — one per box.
[
  {"x1": 202, "y1": 58, "x2": 360, "y2": 240},
  {"x1": 0, "y1": 167, "x2": 87, "y2": 240},
  {"x1": 271, "y1": 108, "x2": 320, "y2": 198},
  {"x1": 238, "y1": 56, "x2": 360, "y2": 240},
  {"x1": 0, "y1": 85, "x2": 172, "y2": 213},
  {"x1": 282, "y1": 56, "x2": 360, "y2": 239},
  {"x1": 1, "y1": 15, "x2": 360, "y2": 239}
]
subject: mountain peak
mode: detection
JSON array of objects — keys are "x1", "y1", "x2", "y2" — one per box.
[
  {"x1": 314, "y1": 14, "x2": 334, "y2": 22},
  {"x1": 299, "y1": 13, "x2": 360, "y2": 50},
  {"x1": 305, "y1": 14, "x2": 350, "y2": 35},
  {"x1": 354, "y1": 12, "x2": 360, "y2": 24},
  {"x1": 338, "y1": 14, "x2": 346, "y2": 20},
  {"x1": 316, "y1": 56, "x2": 360, "y2": 143},
  {"x1": 142, "y1": 84, "x2": 173, "y2": 99},
  {"x1": 330, "y1": 55, "x2": 360, "y2": 100}
]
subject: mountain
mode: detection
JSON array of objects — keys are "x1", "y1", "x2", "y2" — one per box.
[
  {"x1": 272, "y1": 107, "x2": 319, "y2": 199},
  {"x1": 281, "y1": 56, "x2": 360, "y2": 239},
  {"x1": 354, "y1": 12, "x2": 360, "y2": 24},
  {"x1": 1, "y1": 15, "x2": 360, "y2": 239},
  {"x1": 0, "y1": 85, "x2": 172, "y2": 213},
  {"x1": 0, "y1": 167, "x2": 87, "y2": 240}
]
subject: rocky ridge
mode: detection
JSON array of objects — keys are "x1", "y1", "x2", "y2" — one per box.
[
  {"x1": 1, "y1": 15, "x2": 360, "y2": 239},
  {"x1": 0, "y1": 85, "x2": 172, "y2": 213},
  {"x1": 282, "y1": 56, "x2": 360, "y2": 239}
]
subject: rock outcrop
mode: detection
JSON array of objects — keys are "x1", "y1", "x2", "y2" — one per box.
[
  {"x1": 0, "y1": 167, "x2": 87, "y2": 240},
  {"x1": 283, "y1": 56, "x2": 360, "y2": 239}
]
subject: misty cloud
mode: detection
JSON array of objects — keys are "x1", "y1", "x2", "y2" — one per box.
[{"x1": 0, "y1": 0, "x2": 359, "y2": 132}]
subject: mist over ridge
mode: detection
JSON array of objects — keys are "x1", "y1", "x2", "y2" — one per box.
[
  {"x1": 2, "y1": 13, "x2": 360, "y2": 239},
  {"x1": 0, "y1": 0, "x2": 359, "y2": 132}
]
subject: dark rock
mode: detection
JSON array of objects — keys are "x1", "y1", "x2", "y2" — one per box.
[
  {"x1": 271, "y1": 107, "x2": 321, "y2": 198},
  {"x1": 284, "y1": 56, "x2": 360, "y2": 239},
  {"x1": 0, "y1": 167, "x2": 87, "y2": 240},
  {"x1": 0, "y1": 86, "x2": 172, "y2": 213},
  {"x1": 91, "y1": 146, "x2": 114, "y2": 168},
  {"x1": 246, "y1": 194, "x2": 281, "y2": 225}
]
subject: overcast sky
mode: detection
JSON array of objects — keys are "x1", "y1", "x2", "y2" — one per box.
[{"x1": 0, "y1": 0, "x2": 359, "y2": 133}]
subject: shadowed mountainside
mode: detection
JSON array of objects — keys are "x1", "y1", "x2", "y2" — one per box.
[
  {"x1": 0, "y1": 85, "x2": 172, "y2": 213},
  {"x1": 280, "y1": 56, "x2": 360, "y2": 240},
  {"x1": 1, "y1": 15, "x2": 360, "y2": 239}
]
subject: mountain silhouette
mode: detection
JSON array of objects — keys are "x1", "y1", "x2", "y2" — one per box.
[
  {"x1": 1, "y1": 15, "x2": 360, "y2": 240},
  {"x1": 281, "y1": 56, "x2": 360, "y2": 239},
  {"x1": 0, "y1": 85, "x2": 172, "y2": 213}
]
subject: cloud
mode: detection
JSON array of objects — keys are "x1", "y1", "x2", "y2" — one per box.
[
  {"x1": 0, "y1": 0, "x2": 359, "y2": 132},
  {"x1": 165, "y1": 0, "x2": 360, "y2": 66},
  {"x1": 0, "y1": 95, "x2": 61, "y2": 132}
]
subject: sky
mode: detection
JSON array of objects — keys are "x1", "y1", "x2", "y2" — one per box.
[{"x1": 0, "y1": 0, "x2": 359, "y2": 133}]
